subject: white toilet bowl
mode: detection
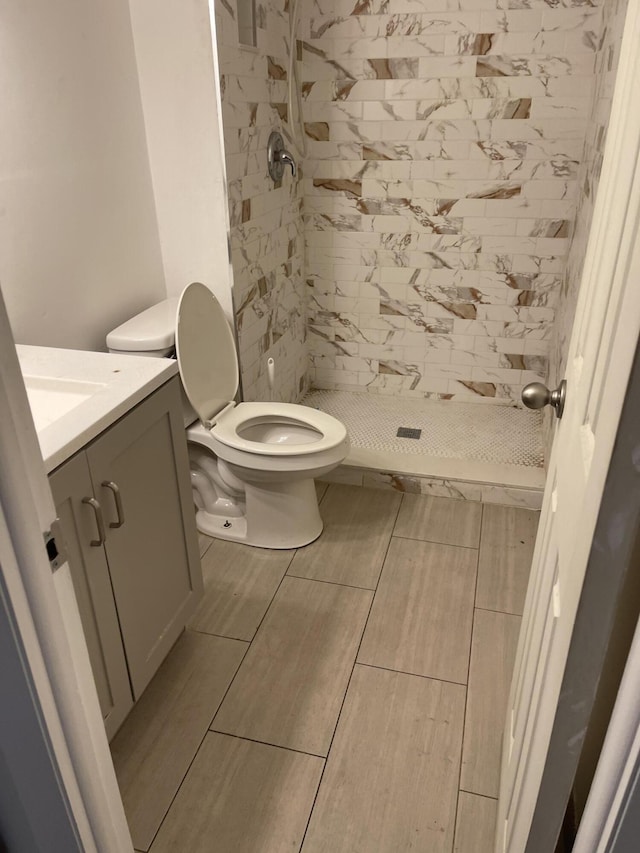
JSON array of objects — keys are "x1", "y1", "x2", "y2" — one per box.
[
  {"x1": 187, "y1": 402, "x2": 347, "y2": 547},
  {"x1": 106, "y1": 283, "x2": 349, "y2": 549}
]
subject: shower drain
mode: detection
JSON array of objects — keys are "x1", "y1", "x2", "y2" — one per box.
[{"x1": 396, "y1": 427, "x2": 422, "y2": 439}]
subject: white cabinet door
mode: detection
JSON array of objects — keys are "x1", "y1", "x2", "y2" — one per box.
[{"x1": 496, "y1": 6, "x2": 640, "y2": 851}]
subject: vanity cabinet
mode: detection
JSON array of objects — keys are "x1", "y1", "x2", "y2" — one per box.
[
  {"x1": 49, "y1": 377, "x2": 202, "y2": 740},
  {"x1": 51, "y1": 453, "x2": 133, "y2": 737}
]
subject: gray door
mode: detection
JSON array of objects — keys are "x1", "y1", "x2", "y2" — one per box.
[
  {"x1": 49, "y1": 452, "x2": 133, "y2": 739},
  {"x1": 87, "y1": 380, "x2": 201, "y2": 698}
]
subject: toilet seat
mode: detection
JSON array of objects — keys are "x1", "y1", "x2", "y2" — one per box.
[
  {"x1": 212, "y1": 401, "x2": 347, "y2": 456},
  {"x1": 176, "y1": 282, "x2": 347, "y2": 459}
]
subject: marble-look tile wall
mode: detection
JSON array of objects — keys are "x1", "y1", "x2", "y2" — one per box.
[
  {"x1": 320, "y1": 464, "x2": 543, "y2": 508},
  {"x1": 550, "y1": 0, "x2": 630, "y2": 389},
  {"x1": 300, "y1": 0, "x2": 604, "y2": 404},
  {"x1": 215, "y1": 0, "x2": 308, "y2": 403}
]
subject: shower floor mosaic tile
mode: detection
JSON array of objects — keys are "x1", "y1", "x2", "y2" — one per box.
[
  {"x1": 303, "y1": 388, "x2": 545, "y2": 468},
  {"x1": 111, "y1": 487, "x2": 538, "y2": 852}
]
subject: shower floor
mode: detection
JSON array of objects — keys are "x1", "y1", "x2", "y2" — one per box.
[{"x1": 302, "y1": 389, "x2": 546, "y2": 500}]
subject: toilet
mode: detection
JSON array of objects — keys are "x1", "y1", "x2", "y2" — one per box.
[{"x1": 106, "y1": 282, "x2": 349, "y2": 548}]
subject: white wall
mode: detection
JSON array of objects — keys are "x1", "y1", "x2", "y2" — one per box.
[
  {"x1": 128, "y1": 0, "x2": 234, "y2": 319},
  {"x1": 0, "y1": 0, "x2": 168, "y2": 351}
]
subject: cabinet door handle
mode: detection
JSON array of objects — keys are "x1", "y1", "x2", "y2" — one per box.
[
  {"x1": 102, "y1": 481, "x2": 125, "y2": 529},
  {"x1": 82, "y1": 497, "x2": 106, "y2": 547}
]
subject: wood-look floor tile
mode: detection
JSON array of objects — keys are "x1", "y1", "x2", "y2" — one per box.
[
  {"x1": 453, "y1": 792, "x2": 498, "y2": 853},
  {"x1": 394, "y1": 494, "x2": 482, "y2": 548},
  {"x1": 476, "y1": 504, "x2": 538, "y2": 615},
  {"x1": 302, "y1": 665, "x2": 465, "y2": 853},
  {"x1": 358, "y1": 537, "x2": 477, "y2": 683},
  {"x1": 461, "y1": 609, "x2": 521, "y2": 798},
  {"x1": 111, "y1": 631, "x2": 247, "y2": 852},
  {"x1": 213, "y1": 576, "x2": 373, "y2": 755},
  {"x1": 189, "y1": 539, "x2": 294, "y2": 641},
  {"x1": 287, "y1": 484, "x2": 401, "y2": 589},
  {"x1": 149, "y1": 733, "x2": 323, "y2": 853}
]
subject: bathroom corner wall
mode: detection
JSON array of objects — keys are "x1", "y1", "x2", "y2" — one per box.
[
  {"x1": 0, "y1": 0, "x2": 166, "y2": 351},
  {"x1": 549, "y1": 0, "x2": 630, "y2": 391},
  {"x1": 301, "y1": 0, "x2": 603, "y2": 404},
  {"x1": 128, "y1": 0, "x2": 234, "y2": 319},
  {"x1": 214, "y1": 0, "x2": 308, "y2": 404}
]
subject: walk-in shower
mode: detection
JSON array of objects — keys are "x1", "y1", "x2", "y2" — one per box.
[{"x1": 216, "y1": 0, "x2": 628, "y2": 508}]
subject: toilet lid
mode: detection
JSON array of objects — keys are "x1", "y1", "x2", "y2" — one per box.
[{"x1": 176, "y1": 282, "x2": 239, "y2": 425}]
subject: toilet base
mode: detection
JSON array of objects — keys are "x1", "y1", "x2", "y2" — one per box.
[
  {"x1": 194, "y1": 476, "x2": 323, "y2": 549},
  {"x1": 195, "y1": 511, "x2": 248, "y2": 543}
]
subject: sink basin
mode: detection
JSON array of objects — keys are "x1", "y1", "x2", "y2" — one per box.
[
  {"x1": 16, "y1": 345, "x2": 179, "y2": 472},
  {"x1": 23, "y1": 375, "x2": 106, "y2": 431}
]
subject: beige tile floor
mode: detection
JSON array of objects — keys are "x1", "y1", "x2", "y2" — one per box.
[{"x1": 110, "y1": 484, "x2": 538, "y2": 853}]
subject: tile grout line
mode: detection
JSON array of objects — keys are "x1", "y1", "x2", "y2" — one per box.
[
  {"x1": 391, "y1": 533, "x2": 482, "y2": 551},
  {"x1": 459, "y1": 788, "x2": 499, "y2": 802},
  {"x1": 285, "y1": 572, "x2": 376, "y2": 592},
  {"x1": 317, "y1": 483, "x2": 330, "y2": 505},
  {"x1": 143, "y1": 545, "x2": 301, "y2": 851},
  {"x1": 198, "y1": 537, "x2": 214, "y2": 560},
  {"x1": 141, "y1": 634, "x2": 252, "y2": 852},
  {"x1": 475, "y1": 604, "x2": 524, "y2": 618},
  {"x1": 356, "y1": 661, "x2": 468, "y2": 689},
  {"x1": 189, "y1": 627, "x2": 255, "y2": 643},
  {"x1": 194, "y1": 528, "x2": 216, "y2": 560},
  {"x1": 296, "y1": 490, "x2": 405, "y2": 852},
  {"x1": 208, "y1": 728, "x2": 326, "y2": 760},
  {"x1": 452, "y1": 500, "x2": 484, "y2": 853}
]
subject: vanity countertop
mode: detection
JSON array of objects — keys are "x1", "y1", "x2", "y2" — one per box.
[{"x1": 16, "y1": 345, "x2": 178, "y2": 473}]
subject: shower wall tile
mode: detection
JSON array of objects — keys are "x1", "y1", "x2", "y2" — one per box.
[
  {"x1": 318, "y1": 467, "x2": 544, "y2": 509},
  {"x1": 549, "y1": 0, "x2": 630, "y2": 396},
  {"x1": 301, "y1": 0, "x2": 605, "y2": 404},
  {"x1": 214, "y1": 0, "x2": 308, "y2": 404}
]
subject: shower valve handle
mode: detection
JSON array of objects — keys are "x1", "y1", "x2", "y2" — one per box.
[
  {"x1": 276, "y1": 148, "x2": 297, "y2": 176},
  {"x1": 267, "y1": 131, "x2": 297, "y2": 181}
]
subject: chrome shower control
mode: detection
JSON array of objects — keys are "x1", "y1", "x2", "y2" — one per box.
[
  {"x1": 521, "y1": 380, "x2": 567, "y2": 419},
  {"x1": 267, "y1": 131, "x2": 296, "y2": 181}
]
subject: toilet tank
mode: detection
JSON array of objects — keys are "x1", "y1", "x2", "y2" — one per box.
[
  {"x1": 106, "y1": 297, "x2": 197, "y2": 426},
  {"x1": 106, "y1": 298, "x2": 179, "y2": 357}
]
